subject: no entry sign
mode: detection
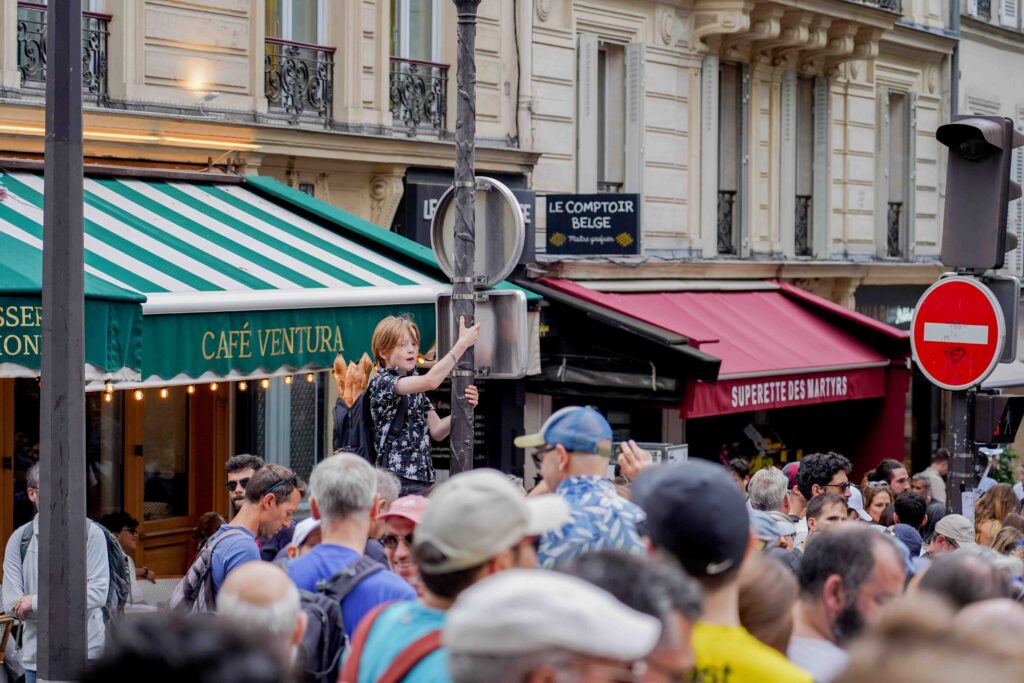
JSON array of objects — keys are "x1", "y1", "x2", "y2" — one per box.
[{"x1": 911, "y1": 276, "x2": 1005, "y2": 390}]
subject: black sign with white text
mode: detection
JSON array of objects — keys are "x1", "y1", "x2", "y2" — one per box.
[{"x1": 545, "y1": 193, "x2": 641, "y2": 255}]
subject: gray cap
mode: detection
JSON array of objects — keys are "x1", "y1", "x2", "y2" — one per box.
[
  {"x1": 414, "y1": 469, "x2": 570, "y2": 574},
  {"x1": 444, "y1": 569, "x2": 662, "y2": 660},
  {"x1": 934, "y1": 514, "x2": 976, "y2": 546}
]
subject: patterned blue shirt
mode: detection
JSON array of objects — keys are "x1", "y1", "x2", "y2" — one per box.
[{"x1": 538, "y1": 476, "x2": 646, "y2": 569}]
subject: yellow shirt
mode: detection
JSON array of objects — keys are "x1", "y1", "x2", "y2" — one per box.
[{"x1": 691, "y1": 622, "x2": 814, "y2": 683}]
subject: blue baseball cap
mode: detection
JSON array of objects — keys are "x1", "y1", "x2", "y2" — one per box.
[{"x1": 514, "y1": 406, "x2": 614, "y2": 457}]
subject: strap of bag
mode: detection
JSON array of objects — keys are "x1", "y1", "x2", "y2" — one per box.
[
  {"x1": 178, "y1": 529, "x2": 248, "y2": 604},
  {"x1": 319, "y1": 556, "x2": 384, "y2": 601},
  {"x1": 337, "y1": 602, "x2": 392, "y2": 683},
  {"x1": 377, "y1": 629, "x2": 443, "y2": 683}
]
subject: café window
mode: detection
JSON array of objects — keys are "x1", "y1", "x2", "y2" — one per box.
[
  {"x1": 142, "y1": 387, "x2": 190, "y2": 521},
  {"x1": 234, "y1": 374, "x2": 329, "y2": 483},
  {"x1": 12, "y1": 379, "x2": 123, "y2": 531}
]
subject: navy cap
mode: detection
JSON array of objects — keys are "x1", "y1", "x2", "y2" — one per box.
[
  {"x1": 633, "y1": 460, "x2": 751, "y2": 578},
  {"x1": 514, "y1": 406, "x2": 614, "y2": 457}
]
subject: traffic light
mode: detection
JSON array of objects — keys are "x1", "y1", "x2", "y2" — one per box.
[
  {"x1": 974, "y1": 393, "x2": 1024, "y2": 444},
  {"x1": 937, "y1": 116, "x2": 1024, "y2": 270}
]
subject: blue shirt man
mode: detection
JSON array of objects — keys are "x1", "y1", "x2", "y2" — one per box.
[
  {"x1": 288, "y1": 544, "x2": 415, "y2": 635},
  {"x1": 209, "y1": 525, "x2": 261, "y2": 599}
]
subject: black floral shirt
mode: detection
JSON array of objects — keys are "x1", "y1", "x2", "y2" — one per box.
[{"x1": 368, "y1": 367, "x2": 435, "y2": 482}]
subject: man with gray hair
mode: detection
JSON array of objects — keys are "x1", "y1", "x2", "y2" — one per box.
[
  {"x1": 287, "y1": 452, "x2": 414, "y2": 636},
  {"x1": 748, "y1": 467, "x2": 791, "y2": 513},
  {"x1": 365, "y1": 468, "x2": 402, "y2": 566},
  {"x1": 218, "y1": 561, "x2": 307, "y2": 673}
]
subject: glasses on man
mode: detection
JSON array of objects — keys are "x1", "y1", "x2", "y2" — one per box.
[
  {"x1": 382, "y1": 532, "x2": 415, "y2": 551},
  {"x1": 225, "y1": 477, "x2": 250, "y2": 492},
  {"x1": 825, "y1": 481, "x2": 853, "y2": 493},
  {"x1": 531, "y1": 444, "x2": 557, "y2": 469}
]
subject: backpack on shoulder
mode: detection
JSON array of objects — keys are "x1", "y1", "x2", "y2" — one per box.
[
  {"x1": 332, "y1": 391, "x2": 409, "y2": 463},
  {"x1": 298, "y1": 556, "x2": 385, "y2": 683},
  {"x1": 338, "y1": 602, "x2": 442, "y2": 683},
  {"x1": 19, "y1": 521, "x2": 131, "y2": 623},
  {"x1": 168, "y1": 528, "x2": 248, "y2": 614}
]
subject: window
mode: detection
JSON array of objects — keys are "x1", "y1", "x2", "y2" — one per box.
[
  {"x1": 233, "y1": 374, "x2": 328, "y2": 484},
  {"x1": 142, "y1": 387, "x2": 189, "y2": 521},
  {"x1": 266, "y1": 0, "x2": 324, "y2": 45},
  {"x1": 794, "y1": 76, "x2": 815, "y2": 256},
  {"x1": 577, "y1": 34, "x2": 644, "y2": 196},
  {"x1": 884, "y1": 92, "x2": 910, "y2": 258},
  {"x1": 597, "y1": 44, "x2": 626, "y2": 193},
  {"x1": 391, "y1": 0, "x2": 439, "y2": 61},
  {"x1": 717, "y1": 62, "x2": 744, "y2": 256}
]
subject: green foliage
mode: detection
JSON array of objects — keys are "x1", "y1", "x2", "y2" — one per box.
[{"x1": 989, "y1": 444, "x2": 1019, "y2": 485}]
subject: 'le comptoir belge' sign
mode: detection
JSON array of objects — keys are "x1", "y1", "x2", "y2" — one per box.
[{"x1": 545, "y1": 194, "x2": 641, "y2": 256}]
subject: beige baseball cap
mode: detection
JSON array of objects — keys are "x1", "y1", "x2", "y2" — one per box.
[{"x1": 414, "y1": 469, "x2": 570, "y2": 574}]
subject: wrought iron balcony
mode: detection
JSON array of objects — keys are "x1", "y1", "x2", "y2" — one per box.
[
  {"x1": 389, "y1": 57, "x2": 449, "y2": 135},
  {"x1": 264, "y1": 37, "x2": 335, "y2": 127},
  {"x1": 16, "y1": 2, "x2": 110, "y2": 101},
  {"x1": 718, "y1": 190, "x2": 738, "y2": 255},
  {"x1": 976, "y1": 0, "x2": 992, "y2": 18},
  {"x1": 864, "y1": 0, "x2": 903, "y2": 12},
  {"x1": 795, "y1": 195, "x2": 812, "y2": 256},
  {"x1": 887, "y1": 201, "x2": 904, "y2": 258}
]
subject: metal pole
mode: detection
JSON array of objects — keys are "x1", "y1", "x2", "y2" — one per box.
[
  {"x1": 450, "y1": 0, "x2": 481, "y2": 474},
  {"x1": 39, "y1": 1, "x2": 87, "y2": 681},
  {"x1": 942, "y1": 389, "x2": 974, "y2": 515}
]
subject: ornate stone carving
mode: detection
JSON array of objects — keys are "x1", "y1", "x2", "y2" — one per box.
[
  {"x1": 721, "y1": 5, "x2": 784, "y2": 61},
  {"x1": 369, "y1": 173, "x2": 405, "y2": 227},
  {"x1": 536, "y1": 0, "x2": 555, "y2": 22},
  {"x1": 659, "y1": 5, "x2": 679, "y2": 46}
]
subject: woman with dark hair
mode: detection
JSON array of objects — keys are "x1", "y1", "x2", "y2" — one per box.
[{"x1": 863, "y1": 484, "x2": 894, "y2": 525}]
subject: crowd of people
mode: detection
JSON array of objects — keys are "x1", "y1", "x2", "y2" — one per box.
[{"x1": 7, "y1": 316, "x2": 1024, "y2": 682}]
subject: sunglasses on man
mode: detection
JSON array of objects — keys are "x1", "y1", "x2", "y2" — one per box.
[{"x1": 225, "y1": 477, "x2": 250, "y2": 492}]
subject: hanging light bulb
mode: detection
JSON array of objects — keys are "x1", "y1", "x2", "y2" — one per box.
[
  {"x1": 283, "y1": 375, "x2": 293, "y2": 385},
  {"x1": 210, "y1": 382, "x2": 218, "y2": 392},
  {"x1": 306, "y1": 373, "x2": 315, "y2": 383},
  {"x1": 238, "y1": 381, "x2": 248, "y2": 392},
  {"x1": 103, "y1": 393, "x2": 113, "y2": 403},
  {"x1": 104, "y1": 382, "x2": 114, "y2": 394},
  {"x1": 187, "y1": 385, "x2": 196, "y2": 395},
  {"x1": 159, "y1": 388, "x2": 169, "y2": 399},
  {"x1": 260, "y1": 378, "x2": 270, "y2": 389},
  {"x1": 133, "y1": 390, "x2": 144, "y2": 401}
]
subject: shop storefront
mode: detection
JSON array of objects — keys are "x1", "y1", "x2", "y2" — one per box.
[
  {"x1": 0, "y1": 168, "x2": 526, "y2": 575},
  {"x1": 527, "y1": 278, "x2": 910, "y2": 476}
]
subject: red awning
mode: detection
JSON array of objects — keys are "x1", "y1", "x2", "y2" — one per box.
[{"x1": 537, "y1": 278, "x2": 908, "y2": 418}]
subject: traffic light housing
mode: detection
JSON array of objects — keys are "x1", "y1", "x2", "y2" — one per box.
[
  {"x1": 974, "y1": 393, "x2": 1024, "y2": 444},
  {"x1": 937, "y1": 116, "x2": 1024, "y2": 270}
]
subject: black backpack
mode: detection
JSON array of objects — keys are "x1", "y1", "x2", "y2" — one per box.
[
  {"x1": 298, "y1": 556, "x2": 385, "y2": 683},
  {"x1": 332, "y1": 391, "x2": 409, "y2": 463}
]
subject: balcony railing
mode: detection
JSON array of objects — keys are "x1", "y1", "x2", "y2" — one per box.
[
  {"x1": 16, "y1": 2, "x2": 110, "y2": 100},
  {"x1": 976, "y1": 0, "x2": 992, "y2": 17},
  {"x1": 866, "y1": 0, "x2": 903, "y2": 11},
  {"x1": 795, "y1": 194, "x2": 812, "y2": 256},
  {"x1": 389, "y1": 57, "x2": 448, "y2": 135},
  {"x1": 264, "y1": 37, "x2": 334, "y2": 127},
  {"x1": 717, "y1": 190, "x2": 738, "y2": 255},
  {"x1": 887, "y1": 201, "x2": 904, "y2": 258}
]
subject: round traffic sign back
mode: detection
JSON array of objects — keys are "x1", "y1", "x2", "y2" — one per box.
[{"x1": 910, "y1": 276, "x2": 1005, "y2": 391}]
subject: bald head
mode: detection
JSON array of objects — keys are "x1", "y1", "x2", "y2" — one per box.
[{"x1": 218, "y1": 562, "x2": 306, "y2": 665}]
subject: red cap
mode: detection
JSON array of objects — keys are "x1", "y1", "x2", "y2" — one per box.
[{"x1": 378, "y1": 495, "x2": 430, "y2": 525}]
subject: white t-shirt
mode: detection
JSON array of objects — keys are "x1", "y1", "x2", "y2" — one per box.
[{"x1": 787, "y1": 636, "x2": 848, "y2": 683}]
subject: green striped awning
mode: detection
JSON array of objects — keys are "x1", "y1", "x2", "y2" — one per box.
[{"x1": 0, "y1": 171, "x2": 445, "y2": 384}]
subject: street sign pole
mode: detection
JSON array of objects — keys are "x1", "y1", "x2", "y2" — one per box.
[
  {"x1": 450, "y1": 0, "x2": 481, "y2": 474},
  {"x1": 942, "y1": 389, "x2": 975, "y2": 515},
  {"x1": 39, "y1": 1, "x2": 88, "y2": 681}
]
